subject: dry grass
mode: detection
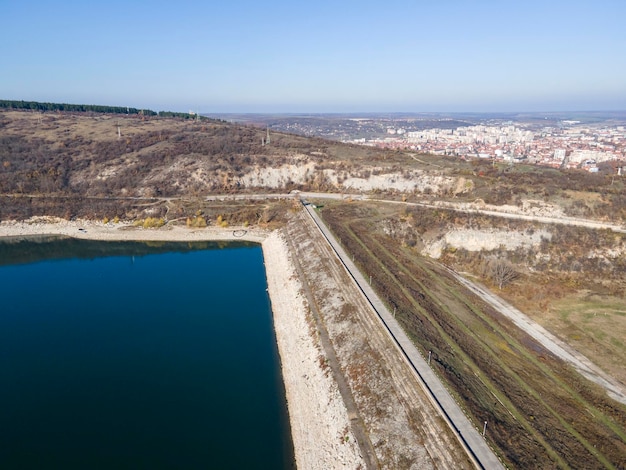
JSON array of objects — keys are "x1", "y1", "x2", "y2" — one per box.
[
  {"x1": 1, "y1": 110, "x2": 191, "y2": 143},
  {"x1": 321, "y1": 200, "x2": 626, "y2": 469},
  {"x1": 508, "y1": 288, "x2": 626, "y2": 386},
  {"x1": 563, "y1": 189, "x2": 606, "y2": 203}
]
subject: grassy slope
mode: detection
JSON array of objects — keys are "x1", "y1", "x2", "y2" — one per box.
[{"x1": 320, "y1": 201, "x2": 626, "y2": 470}]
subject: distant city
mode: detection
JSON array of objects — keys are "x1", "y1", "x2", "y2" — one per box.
[{"x1": 209, "y1": 112, "x2": 626, "y2": 173}]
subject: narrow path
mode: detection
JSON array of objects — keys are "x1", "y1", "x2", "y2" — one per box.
[
  {"x1": 6, "y1": 191, "x2": 623, "y2": 233},
  {"x1": 365, "y1": 198, "x2": 626, "y2": 233}
]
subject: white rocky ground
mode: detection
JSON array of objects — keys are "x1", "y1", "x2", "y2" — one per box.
[
  {"x1": 236, "y1": 161, "x2": 457, "y2": 195},
  {"x1": 436, "y1": 198, "x2": 567, "y2": 218},
  {"x1": 237, "y1": 161, "x2": 318, "y2": 188},
  {"x1": 0, "y1": 217, "x2": 269, "y2": 242},
  {"x1": 423, "y1": 227, "x2": 551, "y2": 258},
  {"x1": 339, "y1": 171, "x2": 455, "y2": 193},
  {"x1": 262, "y1": 232, "x2": 365, "y2": 469},
  {"x1": 0, "y1": 218, "x2": 363, "y2": 469}
]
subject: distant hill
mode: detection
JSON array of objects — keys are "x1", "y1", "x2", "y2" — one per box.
[
  {"x1": 0, "y1": 106, "x2": 623, "y2": 223},
  {"x1": 0, "y1": 107, "x2": 395, "y2": 219}
]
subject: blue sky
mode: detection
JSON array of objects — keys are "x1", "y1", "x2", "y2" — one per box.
[{"x1": 2, "y1": 0, "x2": 625, "y2": 113}]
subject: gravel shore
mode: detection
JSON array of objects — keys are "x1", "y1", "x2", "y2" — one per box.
[
  {"x1": 263, "y1": 231, "x2": 365, "y2": 469},
  {"x1": 0, "y1": 217, "x2": 269, "y2": 243}
]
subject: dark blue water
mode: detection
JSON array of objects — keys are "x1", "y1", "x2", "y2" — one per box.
[{"x1": 0, "y1": 238, "x2": 294, "y2": 469}]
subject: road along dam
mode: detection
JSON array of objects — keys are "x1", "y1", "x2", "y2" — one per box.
[{"x1": 271, "y1": 204, "x2": 504, "y2": 468}]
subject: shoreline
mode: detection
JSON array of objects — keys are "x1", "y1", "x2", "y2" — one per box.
[
  {"x1": 262, "y1": 231, "x2": 364, "y2": 469},
  {"x1": 0, "y1": 217, "x2": 269, "y2": 243},
  {"x1": 0, "y1": 217, "x2": 361, "y2": 468}
]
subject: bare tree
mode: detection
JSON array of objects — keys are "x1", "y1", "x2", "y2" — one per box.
[{"x1": 488, "y1": 258, "x2": 519, "y2": 289}]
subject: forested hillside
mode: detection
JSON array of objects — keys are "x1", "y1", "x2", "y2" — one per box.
[{"x1": 0, "y1": 99, "x2": 201, "y2": 119}]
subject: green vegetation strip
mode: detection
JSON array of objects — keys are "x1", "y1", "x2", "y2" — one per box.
[
  {"x1": 340, "y1": 220, "x2": 567, "y2": 468},
  {"x1": 0, "y1": 99, "x2": 204, "y2": 120},
  {"x1": 321, "y1": 203, "x2": 626, "y2": 470},
  {"x1": 382, "y1": 240, "x2": 622, "y2": 470}
]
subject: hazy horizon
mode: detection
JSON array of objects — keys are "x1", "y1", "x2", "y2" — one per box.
[
  {"x1": 3, "y1": 1, "x2": 625, "y2": 114},
  {"x1": 4, "y1": 99, "x2": 626, "y2": 118}
]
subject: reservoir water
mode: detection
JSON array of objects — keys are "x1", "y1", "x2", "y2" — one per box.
[{"x1": 0, "y1": 237, "x2": 294, "y2": 469}]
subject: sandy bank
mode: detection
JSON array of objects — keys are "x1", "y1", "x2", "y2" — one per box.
[
  {"x1": 262, "y1": 231, "x2": 365, "y2": 469},
  {"x1": 0, "y1": 218, "x2": 361, "y2": 468},
  {"x1": 0, "y1": 217, "x2": 269, "y2": 243}
]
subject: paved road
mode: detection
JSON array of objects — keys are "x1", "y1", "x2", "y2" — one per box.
[{"x1": 302, "y1": 203, "x2": 505, "y2": 470}]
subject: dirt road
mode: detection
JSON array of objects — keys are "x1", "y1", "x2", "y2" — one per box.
[{"x1": 445, "y1": 266, "x2": 626, "y2": 406}]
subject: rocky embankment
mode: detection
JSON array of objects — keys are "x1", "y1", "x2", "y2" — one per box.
[{"x1": 263, "y1": 232, "x2": 365, "y2": 469}]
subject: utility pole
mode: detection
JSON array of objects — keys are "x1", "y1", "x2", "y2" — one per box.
[{"x1": 482, "y1": 421, "x2": 488, "y2": 437}]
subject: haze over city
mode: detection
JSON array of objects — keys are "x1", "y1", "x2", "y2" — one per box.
[{"x1": 3, "y1": 0, "x2": 625, "y2": 113}]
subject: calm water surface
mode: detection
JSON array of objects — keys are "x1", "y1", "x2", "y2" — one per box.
[{"x1": 0, "y1": 238, "x2": 293, "y2": 469}]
